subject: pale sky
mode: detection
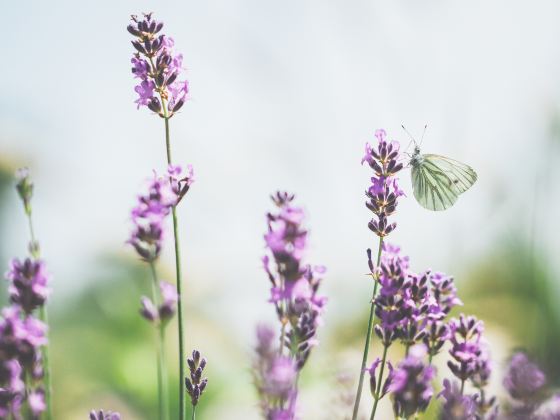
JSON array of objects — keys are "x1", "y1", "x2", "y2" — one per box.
[{"x1": 1, "y1": 0, "x2": 560, "y2": 365}]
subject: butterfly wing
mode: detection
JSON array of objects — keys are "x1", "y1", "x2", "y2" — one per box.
[{"x1": 411, "y1": 154, "x2": 477, "y2": 211}]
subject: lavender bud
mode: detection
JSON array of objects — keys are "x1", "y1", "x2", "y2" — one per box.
[{"x1": 185, "y1": 349, "x2": 208, "y2": 406}]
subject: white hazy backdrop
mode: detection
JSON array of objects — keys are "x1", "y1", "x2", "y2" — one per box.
[{"x1": 2, "y1": 0, "x2": 560, "y2": 418}]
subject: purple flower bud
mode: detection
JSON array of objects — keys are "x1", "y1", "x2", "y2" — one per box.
[
  {"x1": 5, "y1": 258, "x2": 50, "y2": 314},
  {"x1": 185, "y1": 349, "x2": 208, "y2": 406},
  {"x1": 504, "y1": 352, "x2": 546, "y2": 401},
  {"x1": 139, "y1": 296, "x2": 158, "y2": 322},
  {"x1": 158, "y1": 281, "x2": 178, "y2": 322}
]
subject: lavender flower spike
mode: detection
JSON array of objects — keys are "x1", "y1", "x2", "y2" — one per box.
[
  {"x1": 438, "y1": 379, "x2": 477, "y2": 420},
  {"x1": 389, "y1": 344, "x2": 436, "y2": 418},
  {"x1": 362, "y1": 129, "x2": 405, "y2": 238},
  {"x1": 185, "y1": 350, "x2": 208, "y2": 407},
  {"x1": 504, "y1": 352, "x2": 546, "y2": 402},
  {"x1": 128, "y1": 13, "x2": 189, "y2": 117},
  {"x1": 5, "y1": 258, "x2": 50, "y2": 315}
]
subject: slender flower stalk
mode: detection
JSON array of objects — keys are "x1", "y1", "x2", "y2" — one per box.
[
  {"x1": 128, "y1": 13, "x2": 193, "y2": 418},
  {"x1": 149, "y1": 262, "x2": 169, "y2": 420},
  {"x1": 255, "y1": 192, "x2": 327, "y2": 419},
  {"x1": 128, "y1": 167, "x2": 189, "y2": 419},
  {"x1": 10, "y1": 168, "x2": 52, "y2": 419},
  {"x1": 352, "y1": 129, "x2": 404, "y2": 419}
]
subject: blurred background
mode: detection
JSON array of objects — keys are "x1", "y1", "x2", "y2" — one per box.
[{"x1": 1, "y1": 0, "x2": 560, "y2": 418}]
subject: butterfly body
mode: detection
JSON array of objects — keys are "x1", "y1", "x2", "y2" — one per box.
[{"x1": 409, "y1": 146, "x2": 477, "y2": 211}]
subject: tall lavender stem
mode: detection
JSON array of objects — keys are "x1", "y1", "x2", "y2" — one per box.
[
  {"x1": 147, "y1": 51, "x2": 186, "y2": 417},
  {"x1": 163, "y1": 111, "x2": 187, "y2": 420},
  {"x1": 22, "y1": 186, "x2": 53, "y2": 420},
  {"x1": 352, "y1": 236, "x2": 383, "y2": 419},
  {"x1": 149, "y1": 262, "x2": 170, "y2": 420}
]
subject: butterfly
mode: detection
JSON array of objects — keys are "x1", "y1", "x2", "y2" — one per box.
[{"x1": 404, "y1": 126, "x2": 478, "y2": 211}]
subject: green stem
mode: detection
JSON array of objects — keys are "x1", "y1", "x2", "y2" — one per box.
[
  {"x1": 25, "y1": 211, "x2": 53, "y2": 420},
  {"x1": 163, "y1": 101, "x2": 187, "y2": 420},
  {"x1": 460, "y1": 379, "x2": 465, "y2": 395},
  {"x1": 370, "y1": 344, "x2": 389, "y2": 420},
  {"x1": 352, "y1": 236, "x2": 384, "y2": 420},
  {"x1": 149, "y1": 262, "x2": 170, "y2": 420},
  {"x1": 191, "y1": 404, "x2": 197, "y2": 420},
  {"x1": 148, "y1": 54, "x2": 187, "y2": 419}
]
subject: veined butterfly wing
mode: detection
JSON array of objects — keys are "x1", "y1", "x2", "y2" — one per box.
[{"x1": 411, "y1": 154, "x2": 477, "y2": 211}]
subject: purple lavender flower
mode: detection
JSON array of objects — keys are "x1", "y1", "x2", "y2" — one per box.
[
  {"x1": 128, "y1": 165, "x2": 194, "y2": 262},
  {"x1": 430, "y1": 272, "x2": 462, "y2": 317},
  {"x1": 168, "y1": 164, "x2": 195, "y2": 204},
  {"x1": 373, "y1": 243, "x2": 411, "y2": 346},
  {"x1": 438, "y1": 379, "x2": 477, "y2": 420},
  {"x1": 366, "y1": 358, "x2": 393, "y2": 400},
  {"x1": 5, "y1": 258, "x2": 50, "y2": 314},
  {"x1": 470, "y1": 347, "x2": 498, "y2": 419},
  {"x1": 89, "y1": 410, "x2": 122, "y2": 420},
  {"x1": 253, "y1": 333, "x2": 298, "y2": 420},
  {"x1": 185, "y1": 350, "x2": 208, "y2": 407},
  {"x1": 264, "y1": 193, "x2": 326, "y2": 368},
  {"x1": 264, "y1": 356, "x2": 297, "y2": 399},
  {"x1": 0, "y1": 308, "x2": 47, "y2": 418},
  {"x1": 128, "y1": 13, "x2": 189, "y2": 117},
  {"x1": 128, "y1": 169, "x2": 177, "y2": 262},
  {"x1": 362, "y1": 129, "x2": 405, "y2": 238},
  {"x1": 447, "y1": 314, "x2": 484, "y2": 382},
  {"x1": 389, "y1": 344, "x2": 436, "y2": 418},
  {"x1": 504, "y1": 352, "x2": 546, "y2": 402},
  {"x1": 0, "y1": 307, "x2": 47, "y2": 373}
]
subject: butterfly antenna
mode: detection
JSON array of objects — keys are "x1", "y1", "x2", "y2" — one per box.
[
  {"x1": 401, "y1": 124, "x2": 416, "y2": 152},
  {"x1": 419, "y1": 124, "x2": 428, "y2": 147}
]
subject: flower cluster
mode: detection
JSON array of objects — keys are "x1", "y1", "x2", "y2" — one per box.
[
  {"x1": 444, "y1": 314, "x2": 497, "y2": 419},
  {"x1": 255, "y1": 192, "x2": 327, "y2": 419},
  {"x1": 388, "y1": 345, "x2": 436, "y2": 418},
  {"x1": 185, "y1": 350, "x2": 208, "y2": 407},
  {"x1": 263, "y1": 192, "x2": 327, "y2": 367},
  {"x1": 128, "y1": 165, "x2": 193, "y2": 262},
  {"x1": 6, "y1": 258, "x2": 49, "y2": 315},
  {"x1": 362, "y1": 129, "x2": 404, "y2": 237},
  {"x1": 447, "y1": 315, "x2": 484, "y2": 382},
  {"x1": 438, "y1": 379, "x2": 477, "y2": 420},
  {"x1": 500, "y1": 352, "x2": 557, "y2": 419},
  {"x1": 373, "y1": 244, "x2": 461, "y2": 352},
  {"x1": 128, "y1": 13, "x2": 189, "y2": 116}
]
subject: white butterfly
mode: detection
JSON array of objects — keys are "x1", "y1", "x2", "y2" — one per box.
[{"x1": 405, "y1": 127, "x2": 478, "y2": 211}]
